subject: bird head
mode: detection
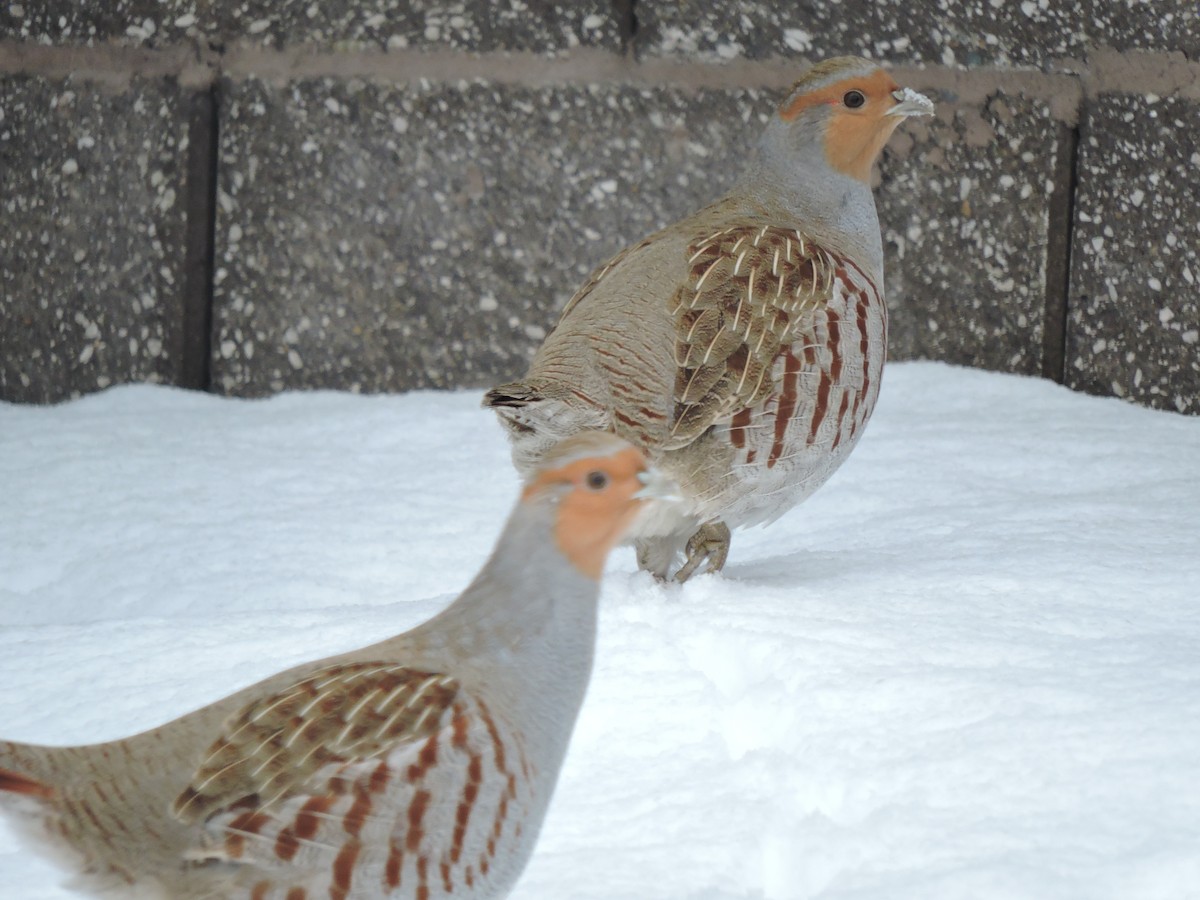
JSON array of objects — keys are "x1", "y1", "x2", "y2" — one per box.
[
  {"x1": 767, "y1": 56, "x2": 934, "y2": 184},
  {"x1": 521, "y1": 432, "x2": 676, "y2": 579}
]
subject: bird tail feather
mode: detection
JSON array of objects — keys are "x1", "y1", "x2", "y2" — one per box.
[
  {"x1": 482, "y1": 381, "x2": 544, "y2": 410},
  {"x1": 0, "y1": 740, "x2": 60, "y2": 800},
  {"x1": 0, "y1": 765, "x2": 55, "y2": 799}
]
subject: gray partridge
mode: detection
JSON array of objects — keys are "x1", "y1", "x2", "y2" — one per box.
[
  {"x1": 0, "y1": 432, "x2": 672, "y2": 899},
  {"x1": 485, "y1": 56, "x2": 933, "y2": 581}
]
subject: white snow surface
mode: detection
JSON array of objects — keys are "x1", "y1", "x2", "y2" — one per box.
[{"x1": 1, "y1": 361, "x2": 1199, "y2": 899}]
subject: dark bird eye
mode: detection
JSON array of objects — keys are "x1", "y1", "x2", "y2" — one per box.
[
  {"x1": 843, "y1": 90, "x2": 866, "y2": 109},
  {"x1": 585, "y1": 470, "x2": 609, "y2": 491}
]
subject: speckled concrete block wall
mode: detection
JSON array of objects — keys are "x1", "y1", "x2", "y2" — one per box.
[
  {"x1": 1067, "y1": 93, "x2": 1200, "y2": 413},
  {"x1": 1, "y1": 2, "x2": 1198, "y2": 413},
  {"x1": 1, "y1": 75, "x2": 193, "y2": 397},
  {"x1": 877, "y1": 94, "x2": 1070, "y2": 378},
  {"x1": 212, "y1": 78, "x2": 770, "y2": 394}
]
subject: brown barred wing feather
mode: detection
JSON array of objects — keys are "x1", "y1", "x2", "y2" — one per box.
[
  {"x1": 667, "y1": 225, "x2": 836, "y2": 446},
  {"x1": 173, "y1": 663, "x2": 535, "y2": 899},
  {"x1": 173, "y1": 663, "x2": 459, "y2": 825}
]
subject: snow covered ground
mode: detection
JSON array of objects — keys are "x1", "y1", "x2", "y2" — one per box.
[{"x1": 1, "y1": 361, "x2": 1199, "y2": 899}]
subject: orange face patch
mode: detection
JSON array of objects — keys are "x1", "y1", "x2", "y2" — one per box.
[
  {"x1": 778, "y1": 69, "x2": 899, "y2": 120},
  {"x1": 524, "y1": 447, "x2": 649, "y2": 579},
  {"x1": 779, "y1": 69, "x2": 905, "y2": 182}
]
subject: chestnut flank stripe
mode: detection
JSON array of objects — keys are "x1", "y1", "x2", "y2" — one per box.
[
  {"x1": 856, "y1": 291, "x2": 872, "y2": 420},
  {"x1": 275, "y1": 826, "x2": 300, "y2": 862},
  {"x1": 416, "y1": 856, "x2": 430, "y2": 900},
  {"x1": 809, "y1": 366, "x2": 832, "y2": 447},
  {"x1": 385, "y1": 840, "x2": 404, "y2": 889},
  {"x1": 330, "y1": 839, "x2": 360, "y2": 900},
  {"x1": 343, "y1": 787, "x2": 373, "y2": 839},
  {"x1": 406, "y1": 789, "x2": 431, "y2": 853},
  {"x1": 295, "y1": 795, "x2": 334, "y2": 841},
  {"x1": 452, "y1": 753, "x2": 483, "y2": 863},
  {"x1": 368, "y1": 759, "x2": 390, "y2": 794},
  {"x1": 827, "y1": 305, "x2": 843, "y2": 384},
  {"x1": 407, "y1": 732, "x2": 439, "y2": 783},
  {"x1": 730, "y1": 407, "x2": 751, "y2": 449},
  {"x1": 769, "y1": 350, "x2": 802, "y2": 467},
  {"x1": 451, "y1": 706, "x2": 470, "y2": 749},
  {"x1": 227, "y1": 811, "x2": 270, "y2": 860},
  {"x1": 832, "y1": 391, "x2": 851, "y2": 451}
]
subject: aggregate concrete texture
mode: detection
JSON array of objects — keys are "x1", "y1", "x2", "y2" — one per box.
[
  {"x1": 212, "y1": 78, "x2": 770, "y2": 395},
  {"x1": 0, "y1": 0, "x2": 184, "y2": 46},
  {"x1": 879, "y1": 91, "x2": 1065, "y2": 377},
  {"x1": 0, "y1": 75, "x2": 190, "y2": 403},
  {"x1": 1067, "y1": 93, "x2": 1200, "y2": 415},
  {"x1": 635, "y1": 0, "x2": 1200, "y2": 66},
  {"x1": 0, "y1": 1, "x2": 622, "y2": 52}
]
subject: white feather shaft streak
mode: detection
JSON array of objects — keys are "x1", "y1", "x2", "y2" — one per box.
[
  {"x1": 694, "y1": 258, "x2": 722, "y2": 291},
  {"x1": 701, "y1": 329, "x2": 724, "y2": 365}
]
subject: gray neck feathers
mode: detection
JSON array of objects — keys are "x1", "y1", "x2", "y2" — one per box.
[
  {"x1": 741, "y1": 112, "x2": 885, "y2": 283},
  {"x1": 409, "y1": 499, "x2": 600, "y2": 742}
]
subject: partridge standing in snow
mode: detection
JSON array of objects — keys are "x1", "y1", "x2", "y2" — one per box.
[
  {"x1": 0, "y1": 432, "x2": 673, "y2": 899},
  {"x1": 485, "y1": 56, "x2": 933, "y2": 581}
]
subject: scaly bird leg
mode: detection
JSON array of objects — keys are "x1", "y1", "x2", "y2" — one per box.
[{"x1": 673, "y1": 521, "x2": 731, "y2": 583}]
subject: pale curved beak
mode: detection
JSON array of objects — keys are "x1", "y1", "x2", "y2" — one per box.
[
  {"x1": 634, "y1": 467, "x2": 682, "y2": 502},
  {"x1": 887, "y1": 87, "x2": 935, "y2": 118}
]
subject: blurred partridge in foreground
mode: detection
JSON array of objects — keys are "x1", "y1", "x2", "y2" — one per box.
[
  {"x1": 485, "y1": 56, "x2": 933, "y2": 581},
  {"x1": 0, "y1": 433, "x2": 672, "y2": 900}
]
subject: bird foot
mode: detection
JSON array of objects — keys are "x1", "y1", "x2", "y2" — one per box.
[{"x1": 673, "y1": 521, "x2": 731, "y2": 583}]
